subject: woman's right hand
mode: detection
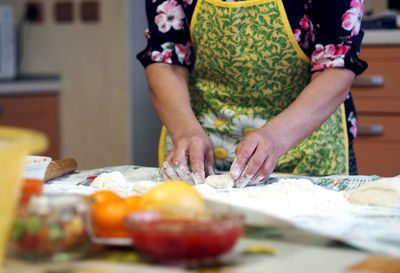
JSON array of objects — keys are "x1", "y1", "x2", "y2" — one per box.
[
  {"x1": 160, "y1": 130, "x2": 215, "y2": 184},
  {"x1": 145, "y1": 63, "x2": 214, "y2": 184}
]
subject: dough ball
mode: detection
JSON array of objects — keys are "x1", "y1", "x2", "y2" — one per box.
[
  {"x1": 346, "y1": 177, "x2": 400, "y2": 208},
  {"x1": 131, "y1": 180, "x2": 158, "y2": 195},
  {"x1": 91, "y1": 171, "x2": 128, "y2": 189},
  {"x1": 205, "y1": 174, "x2": 234, "y2": 189}
]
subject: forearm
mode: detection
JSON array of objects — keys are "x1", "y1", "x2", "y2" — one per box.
[
  {"x1": 145, "y1": 63, "x2": 204, "y2": 141},
  {"x1": 262, "y1": 68, "x2": 356, "y2": 155}
]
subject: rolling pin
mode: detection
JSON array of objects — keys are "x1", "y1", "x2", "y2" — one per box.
[{"x1": 43, "y1": 158, "x2": 78, "y2": 182}]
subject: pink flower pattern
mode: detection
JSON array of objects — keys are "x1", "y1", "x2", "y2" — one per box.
[
  {"x1": 155, "y1": 0, "x2": 185, "y2": 33},
  {"x1": 311, "y1": 44, "x2": 351, "y2": 71},
  {"x1": 342, "y1": 0, "x2": 364, "y2": 36},
  {"x1": 347, "y1": 112, "x2": 357, "y2": 138},
  {"x1": 151, "y1": 42, "x2": 175, "y2": 64},
  {"x1": 175, "y1": 42, "x2": 192, "y2": 65},
  {"x1": 298, "y1": 15, "x2": 315, "y2": 49}
]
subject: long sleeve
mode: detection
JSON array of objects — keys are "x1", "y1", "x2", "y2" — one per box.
[
  {"x1": 137, "y1": 0, "x2": 195, "y2": 69},
  {"x1": 307, "y1": 0, "x2": 368, "y2": 75}
]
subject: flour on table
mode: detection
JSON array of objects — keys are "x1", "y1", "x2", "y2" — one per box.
[
  {"x1": 346, "y1": 177, "x2": 400, "y2": 208},
  {"x1": 205, "y1": 174, "x2": 234, "y2": 189},
  {"x1": 194, "y1": 184, "x2": 218, "y2": 196},
  {"x1": 91, "y1": 171, "x2": 129, "y2": 190},
  {"x1": 201, "y1": 178, "x2": 351, "y2": 219}
]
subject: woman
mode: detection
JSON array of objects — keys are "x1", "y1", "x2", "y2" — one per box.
[{"x1": 137, "y1": 0, "x2": 367, "y2": 187}]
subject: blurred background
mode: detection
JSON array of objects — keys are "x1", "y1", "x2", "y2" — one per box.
[
  {"x1": 0, "y1": 0, "x2": 399, "y2": 175},
  {"x1": 0, "y1": 0, "x2": 161, "y2": 169}
]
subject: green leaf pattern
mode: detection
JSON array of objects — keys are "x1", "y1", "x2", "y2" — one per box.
[{"x1": 167, "y1": 0, "x2": 348, "y2": 175}]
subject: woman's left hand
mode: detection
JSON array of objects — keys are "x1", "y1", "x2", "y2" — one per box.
[{"x1": 229, "y1": 128, "x2": 282, "y2": 188}]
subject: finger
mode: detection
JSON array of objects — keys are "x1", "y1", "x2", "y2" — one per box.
[
  {"x1": 159, "y1": 164, "x2": 169, "y2": 180},
  {"x1": 163, "y1": 161, "x2": 180, "y2": 180},
  {"x1": 230, "y1": 139, "x2": 258, "y2": 180},
  {"x1": 205, "y1": 164, "x2": 215, "y2": 177},
  {"x1": 247, "y1": 177, "x2": 265, "y2": 186},
  {"x1": 188, "y1": 143, "x2": 206, "y2": 184},
  {"x1": 204, "y1": 148, "x2": 215, "y2": 177},
  {"x1": 242, "y1": 146, "x2": 267, "y2": 179},
  {"x1": 248, "y1": 156, "x2": 275, "y2": 186},
  {"x1": 174, "y1": 162, "x2": 194, "y2": 184},
  {"x1": 171, "y1": 142, "x2": 190, "y2": 168},
  {"x1": 235, "y1": 145, "x2": 268, "y2": 188},
  {"x1": 160, "y1": 151, "x2": 175, "y2": 180},
  {"x1": 165, "y1": 150, "x2": 174, "y2": 164},
  {"x1": 169, "y1": 142, "x2": 194, "y2": 183},
  {"x1": 191, "y1": 172, "x2": 203, "y2": 185}
]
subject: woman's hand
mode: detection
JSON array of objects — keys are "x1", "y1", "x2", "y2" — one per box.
[
  {"x1": 229, "y1": 69, "x2": 355, "y2": 188},
  {"x1": 145, "y1": 63, "x2": 215, "y2": 184},
  {"x1": 230, "y1": 127, "x2": 283, "y2": 188},
  {"x1": 160, "y1": 130, "x2": 215, "y2": 184}
]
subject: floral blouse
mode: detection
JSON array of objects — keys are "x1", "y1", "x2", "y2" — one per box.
[{"x1": 137, "y1": 0, "x2": 368, "y2": 145}]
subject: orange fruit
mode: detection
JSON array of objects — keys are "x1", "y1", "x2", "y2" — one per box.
[
  {"x1": 124, "y1": 195, "x2": 142, "y2": 214},
  {"x1": 91, "y1": 199, "x2": 128, "y2": 238},
  {"x1": 140, "y1": 180, "x2": 205, "y2": 219},
  {"x1": 91, "y1": 190, "x2": 121, "y2": 204}
]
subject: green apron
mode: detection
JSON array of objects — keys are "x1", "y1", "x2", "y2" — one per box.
[{"x1": 159, "y1": 0, "x2": 349, "y2": 176}]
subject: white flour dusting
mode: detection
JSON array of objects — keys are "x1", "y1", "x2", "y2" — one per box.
[{"x1": 197, "y1": 178, "x2": 351, "y2": 219}]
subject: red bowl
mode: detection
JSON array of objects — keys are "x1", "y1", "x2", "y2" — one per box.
[{"x1": 125, "y1": 211, "x2": 243, "y2": 261}]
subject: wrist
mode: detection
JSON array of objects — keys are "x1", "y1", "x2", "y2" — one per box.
[
  {"x1": 259, "y1": 125, "x2": 288, "y2": 157},
  {"x1": 170, "y1": 123, "x2": 206, "y2": 142}
]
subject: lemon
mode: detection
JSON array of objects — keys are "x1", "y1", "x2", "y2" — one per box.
[{"x1": 140, "y1": 180, "x2": 205, "y2": 218}]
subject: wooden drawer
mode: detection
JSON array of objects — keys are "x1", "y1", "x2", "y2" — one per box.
[
  {"x1": 352, "y1": 47, "x2": 400, "y2": 113},
  {"x1": 354, "y1": 114, "x2": 400, "y2": 176},
  {"x1": 0, "y1": 94, "x2": 60, "y2": 159},
  {"x1": 352, "y1": 47, "x2": 400, "y2": 176},
  {"x1": 354, "y1": 142, "x2": 400, "y2": 176},
  {"x1": 356, "y1": 115, "x2": 400, "y2": 141}
]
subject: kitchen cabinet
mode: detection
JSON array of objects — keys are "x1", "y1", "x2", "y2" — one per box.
[
  {"x1": 352, "y1": 46, "x2": 400, "y2": 176},
  {"x1": 0, "y1": 77, "x2": 61, "y2": 159}
]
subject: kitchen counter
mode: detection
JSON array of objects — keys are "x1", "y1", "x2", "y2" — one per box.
[
  {"x1": 363, "y1": 29, "x2": 400, "y2": 45},
  {"x1": 0, "y1": 75, "x2": 61, "y2": 96},
  {"x1": 3, "y1": 237, "x2": 369, "y2": 273},
  {"x1": 3, "y1": 165, "x2": 400, "y2": 272}
]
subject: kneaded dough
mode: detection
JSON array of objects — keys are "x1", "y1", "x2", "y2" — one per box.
[
  {"x1": 346, "y1": 177, "x2": 400, "y2": 208},
  {"x1": 131, "y1": 180, "x2": 158, "y2": 195},
  {"x1": 91, "y1": 171, "x2": 129, "y2": 189},
  {"x1": 205, "y1": 174, "x2": 234, "y2": 189}
]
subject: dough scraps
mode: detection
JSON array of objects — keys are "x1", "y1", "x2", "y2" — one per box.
[
  {"x1": 346, "y1": 177, "x2": 400, "y2": 208},
  {"x1": 205, "y1": 174, "x2": 234, "y2": 189}
]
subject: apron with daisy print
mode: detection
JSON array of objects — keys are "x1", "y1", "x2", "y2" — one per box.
[{"x1": 159, "y1": 0, "x2": 349, "y2": 176}]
